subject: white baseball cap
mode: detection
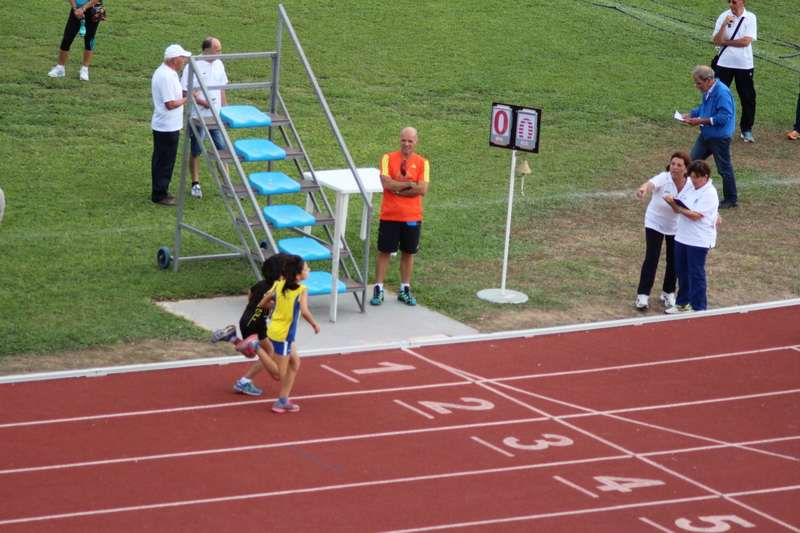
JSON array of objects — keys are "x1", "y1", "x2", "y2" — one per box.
[{"x1": 164, "y1": 44, "x2": 192, "y2": 59}]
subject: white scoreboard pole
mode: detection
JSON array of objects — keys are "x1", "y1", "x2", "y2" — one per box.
[{"x1": 478, "y1": 103, "x2": 541, "y2": 304}]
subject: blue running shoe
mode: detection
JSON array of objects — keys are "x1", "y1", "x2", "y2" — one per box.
[
  {"x1": 211, "y1": 324, "x2": 237, "y2": 343},
  {"x1": 272, "y1": 399, "x2": 300, "y2": 413},
  {"x1": 370, "y1": 286, "x2": 384, "y2": 306},
  {"x1": 233, "y1": 380, "x2": 263, "y2": 395},
  {"x1": 397, "y1": 287, "x2": 417, "y2": 306}
]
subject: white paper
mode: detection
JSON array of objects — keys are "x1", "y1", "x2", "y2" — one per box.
[{"x1": 674, "y1": 110, "x2": 687, "y2": 122}]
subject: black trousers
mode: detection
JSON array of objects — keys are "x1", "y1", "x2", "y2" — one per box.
[
  {"x1": 637, "y1": 228, "x2": 676, "y2": 296},
  {"x1": 794, "y1": 91, "x2": 800, "y2": 132},
  {"x1": 151, "y1": 130, "x2": 180, "y2": 202},
  {"x1": 715, "y1": 66, "x2": 756, "y2": 133}
]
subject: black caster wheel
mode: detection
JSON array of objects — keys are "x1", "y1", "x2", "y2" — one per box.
[{"x1": 157, "y1": 247, "x2": 171, "y2": 269}]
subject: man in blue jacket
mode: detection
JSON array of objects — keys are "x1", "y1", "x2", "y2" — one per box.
[{"x1": 681, "y1": 65, "x2": 738, "y2": 209}]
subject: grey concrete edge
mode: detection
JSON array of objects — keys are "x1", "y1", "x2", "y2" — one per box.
[{"x1": 2, "y1": 298, "x2": 798, "y2": 385}]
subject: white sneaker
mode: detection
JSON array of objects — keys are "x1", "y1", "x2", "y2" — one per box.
[
  {"x1": 636, "y1": 294, "x2": 649, "y2": 309},
  {"x1": 191, "y1": 183, "x2": 203, "y2": 198},
  {"x1": 47, "y1": 65, "x2": 65, "y2": 78},
  {"x1": 660, "y1": 292, "x2": 676, "y2": 308},
  {"x1": 79, "y1": 66, "x2": 89, "y2": 81}
]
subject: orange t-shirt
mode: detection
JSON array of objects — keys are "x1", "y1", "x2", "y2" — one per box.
[{"x1": 379, "y1": 151, "x2": 430, "y2": 222}]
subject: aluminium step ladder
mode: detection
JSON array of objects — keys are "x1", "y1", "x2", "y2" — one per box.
[{"x1": 156, "y1": 5, "x2": 373, "y2": 321}]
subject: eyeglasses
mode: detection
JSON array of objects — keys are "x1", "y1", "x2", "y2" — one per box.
[{"x1": 400, "y1": 160, "x2": 407, "y2": 176}]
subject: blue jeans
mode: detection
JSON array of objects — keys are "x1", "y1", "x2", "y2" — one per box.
[
  {"x1": 189, "y1": 127, "x2": 226, "y2": 156},
  {"x1": 674, "y1": 241, "x2": 709, "y2": 311},
  {"x1": 690, "y1": 135, "x2": 737, "y2": 204}
]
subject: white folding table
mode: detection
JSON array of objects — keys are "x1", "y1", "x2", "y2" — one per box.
[{"x1": 303, "y1": 168, "x2": 383, "y2": 321}]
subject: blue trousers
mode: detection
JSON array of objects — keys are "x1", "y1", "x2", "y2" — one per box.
[
  {"x1": 151, "y1": 130, "x2": 180, "y2": 202},
  {"x1": 690, "y1": 135, "x2": 737, "y2": 204},
  {"x1": 674, "y1": 241, "x2": 710, "y2": 311}
]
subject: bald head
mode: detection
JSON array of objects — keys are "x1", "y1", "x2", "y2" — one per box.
[{"x1": 399, "y1": 127, "x2": 419, "y2": 157}]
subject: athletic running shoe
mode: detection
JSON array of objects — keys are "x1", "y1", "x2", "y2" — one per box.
[
  {"x1": 660, "y1": 292, "x2": 676, "y2": 308},
  {"x1": 370, "y1": 286, "x2": 384, "y2": 306},
  {"x1": 233, "y1": 380, "x2": 263, "y2": 396},
  {"x1": 79, "y1": 66, "x2": 89, "y2": 81},
  {"x1": 211, "y1": 324, "x2": 237, "y2": 343},
  {"x1": 665, "y1": 304, "x2": 693, "y2": 315},
  {"x1": 236, "y1": 334, "x2": 260, "y2": 358},
  {"x1": 47, "y1": 65, "x2": 65, "y2": 78},
  {"x1": 636, "y1": 294, "x2": 649, "y2": 309},
  {"x1": 397, "y1": 287, "x2": 417, "y2": 306},
  {"x1": 741, "y1": 131, "x2": 754, "y2": 143},
  {"x1": 272, "y1": 399, "x2": 300, "y2": 413},
  {"x1": 788, "y1": 130, "x2": 799, "y2": 140},
  {"x1": 191, "y1": 183, "x2": 203, "y2": 198}
]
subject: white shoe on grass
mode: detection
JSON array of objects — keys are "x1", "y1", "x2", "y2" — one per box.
[
  {"x1": 636, "y1": 294, "x2": 649, "y2": 309},
  {"x1": 79, "y1": 66, "x2": 89, "y2": 81},
  {"x1": 47, "y1": 65, "x2": 65, "y2": 78}
]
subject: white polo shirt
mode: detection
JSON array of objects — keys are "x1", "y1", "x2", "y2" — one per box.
[
  {"x1": 151, "y1": 63, "x2": 184, "y2": 132},
  {"x1": 643, "y1": 171, "x2": 688, "y2": 236},
  {"x1": 180, "y1": 58, "x2": 228, "y2": 118},
  {"x1": 675, "y1": 180, "x2": 719, "y2": 249},
  {"x1": 713, "y1": 8, "x2": 757, "y2": 70}
]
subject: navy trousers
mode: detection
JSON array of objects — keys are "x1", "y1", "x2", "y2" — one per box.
[{"x1": 151, "y1": 130, "x2": 180, "y2": 202}]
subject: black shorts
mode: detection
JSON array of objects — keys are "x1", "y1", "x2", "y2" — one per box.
[
  {"x1": 239, "y1": 320, "x2": 267, "y2": 341},
  {"x1": 377, "y1": 220, "x2": 421, "y2": 255}
]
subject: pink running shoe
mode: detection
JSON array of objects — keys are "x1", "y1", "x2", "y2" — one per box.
[
  {"x1": 236, "y1": 334, "x2": 259, "y2": 358},
  {"x1": 272, "y1": 399, "x2": 300, "y2": 413}
]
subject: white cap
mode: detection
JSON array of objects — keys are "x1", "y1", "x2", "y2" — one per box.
[{"x1": 164, "y1": 44, "x2": 191, "y2": 60}]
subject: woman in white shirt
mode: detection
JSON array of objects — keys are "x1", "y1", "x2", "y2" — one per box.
[
  {"x1": 634, "y1": 151, "x2": 691, "y2": 310},
  {"x1": 664, "y1": 160, "x2": 720, "y2": 313}
]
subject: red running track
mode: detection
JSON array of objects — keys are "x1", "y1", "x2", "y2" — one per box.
[{"x1": 1, "y1": 304, "x2": 799, "y2": 532}]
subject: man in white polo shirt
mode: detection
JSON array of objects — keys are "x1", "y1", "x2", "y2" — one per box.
[
  {"x1": 180, "y1": 36, "x2": 229, "y2": 199},
  {"x1": 151, "y1": 44, "x2": 192, "y2": 207},
  {"x1": 712, "y1": 0, "x2": 757, "y2": 143}
]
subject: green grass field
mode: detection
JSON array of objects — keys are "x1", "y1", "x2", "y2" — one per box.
[{"x1": 1, "y1": 0, "x2": 799, "y2": 358}]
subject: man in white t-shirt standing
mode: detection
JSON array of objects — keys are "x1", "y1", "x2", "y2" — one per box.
[
  {"x1": 151, "y1": 44, "x2": 192, "y2": 207},
  {"x1": 713, "y1": 0, "x2": 757, "y2": 143},
  {"x1": 180, "y1": 37, "x2": 229, "y2": 199}
]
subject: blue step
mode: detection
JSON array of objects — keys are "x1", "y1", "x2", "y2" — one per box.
[
  {"x1": 304, "y1": 271, "x2": 347, "y2": 295},
  {"x1": 248, "y1": 172, "x2": 301, "y2": 195},
  {"x1": 262, "y1": 204, "x2": 316, "y2": 228},
  {"x1": 278, "y1": 237, "x2": 331, "y2": 261},
  {"x1": 234, "y1": 139, "x2": 286, "y2": 162},
  {"x1": 219, "y1": 105, "x2": 272, "y2": 128}
]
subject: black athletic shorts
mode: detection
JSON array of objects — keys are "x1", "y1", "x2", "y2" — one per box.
[{"x1": 377, "y1": 220, "x2": 421, "y2": 255}]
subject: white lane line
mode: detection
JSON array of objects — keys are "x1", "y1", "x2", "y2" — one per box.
[
  {"x1": 638, "y1": 517, "x2": 677, "y2": 532},
  {"x1": 394, "y1": 400, "x2": 435, "y2": 419},
  {"x1": 470, "y1": 437, "x2": 514, "y2": 457},
  {"x1": 2, "y1": 344, "x2": 797, "y2": 429},
  {"x1": 0, "y1": 381, "x2": 470, "y2": 429},
  {"x1": 552, "y1": 475, "x2": 598, "y2": 498},
  {"x1": 320, "y1": 364, "x2": 360, "y2": 383}
]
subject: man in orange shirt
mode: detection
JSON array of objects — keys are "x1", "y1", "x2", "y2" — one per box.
[{"x1": 371, "y1": 127, "x2": 430, "y2": 306}]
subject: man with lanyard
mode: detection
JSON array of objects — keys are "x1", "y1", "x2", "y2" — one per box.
[
  {"x1": 681, "y1": 66, "x2": 738, "y2": 210},
  {"x1": 712, "y1": 0, "x2": 757, "y2": 143},
  {"x1": 371, "y1": 127, "x2": 430, "y2": 307}
]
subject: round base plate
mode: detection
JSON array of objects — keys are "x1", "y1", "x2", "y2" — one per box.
[{"x1": 477, "y1": 288, "x2": 528, "y2": 304}]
